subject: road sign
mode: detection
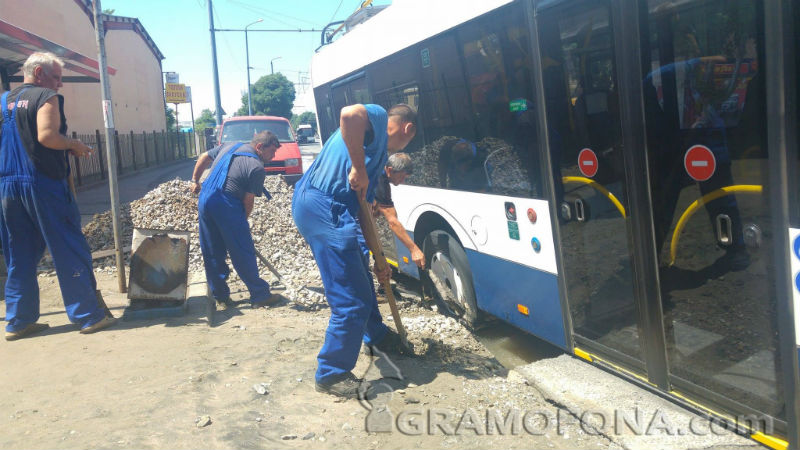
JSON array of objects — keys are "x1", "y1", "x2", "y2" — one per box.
[
  {"x1": 185, "y1": 86, "x2": 192, "y2": 103},
  {"x1": 684, "y1": 144, "x2": 716, "y2": 181},
  {"x1": 578, "y1": 148, "x2": 598, "y2": 178},
  {"x1": 164, "y1": 72, "x2": 179, "y2": 84},
  {"x1": 165, "y1": 83, "x2": 187, "y2": 103}
]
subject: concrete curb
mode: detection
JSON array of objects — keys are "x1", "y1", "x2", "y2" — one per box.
[{"x1": 514, "y1": 354, "x2": 762, "y2": 450}]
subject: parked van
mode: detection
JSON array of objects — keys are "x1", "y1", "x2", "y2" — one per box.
[
  {"x1": 217, "y1": 116, "x2": 303, "y2": 184},
  {"x1": 296, "y1": 124, "x2": 315, "y2": 144}
]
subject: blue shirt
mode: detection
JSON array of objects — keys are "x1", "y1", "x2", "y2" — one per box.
[{"x1": 302, "y1": 104, "x2": 388, "y2": 203}]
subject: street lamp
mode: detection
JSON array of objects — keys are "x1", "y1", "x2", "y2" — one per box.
[
  {"x1": 245, "y1": 18, "x2": 263, "y2": 116},
  {"x1": 270, "y1": 56, "x2": 282, "y2": 75}
]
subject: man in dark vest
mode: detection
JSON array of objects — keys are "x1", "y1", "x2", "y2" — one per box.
[
  {"x1": 0, "y1": 52, "x2": 117, "y2": 340},
  {"x1": 190, "y1": 130, "x2": 281, "y2": 309}
]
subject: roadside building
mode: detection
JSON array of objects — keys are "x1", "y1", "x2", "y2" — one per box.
[{"x1": 0, "y1": 0, "x2": 166, "y2": 134}]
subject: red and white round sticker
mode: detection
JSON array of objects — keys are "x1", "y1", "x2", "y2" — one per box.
[
  {"x1": 578, "y1": 148, "x2": 598, "y2": 178},
  {"x1": 684, "y1": 145, "x2": 716, "y2": 181}
]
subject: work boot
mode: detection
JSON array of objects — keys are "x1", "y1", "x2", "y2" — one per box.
[
  {"x1": 252, "y1": 293, "x2": 281, "y2": 309},
  {"x1": 80, "y1": 316, "x2": 118, "y2": 334},
  {"x1": 315, "y1": 372, "x2": 372, "y2": 399},
  {"x1": 5, "y1": 322, "x2": 49, "y2": 341},
  {"x1": 364, "y1": 329, "x2": 414, "y2": 357}
]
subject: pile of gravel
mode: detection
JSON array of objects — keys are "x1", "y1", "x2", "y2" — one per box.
[{"x1": 80, "y1": 176, "x2": 327, "y2": 310}]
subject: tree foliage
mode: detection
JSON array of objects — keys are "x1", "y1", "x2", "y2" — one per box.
[
  {"x1": 194, "y1": 108, "x2": 216, "y2": 133},
  {"x1": 165, "y1": 106, "x2": 176, "y2": 131},
  {"x1": 291, "y1": 111, "x2": 317, "y2": 133},
  {"x1": 236, "y1": 73, "x2": 295, "y2": 119}
]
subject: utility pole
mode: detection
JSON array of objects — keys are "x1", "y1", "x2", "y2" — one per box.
[
  {"x1": 208, "y1": 0, "x2": 223, "y2": 126},
  {"x1": 92, "y1": 0, "x2": 127, "y2": 293},
  {"x1": 245, "y1": 19, "x2": 262, "y2": 116},
  {"x1": 270, "y1": 56, "x2": 282, "y2": 75}
]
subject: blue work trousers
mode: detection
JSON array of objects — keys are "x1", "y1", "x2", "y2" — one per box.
[
  {"x1": 198, "y1": 189, "x2": 271, "y2": 304},
  {"x1": 0, "y1": 174, "x2": 106, "y2": 331},
  {"x1": 292, "y1": 180, "x2": 388, "y2": 383}
]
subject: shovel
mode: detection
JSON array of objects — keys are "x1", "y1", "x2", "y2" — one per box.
[
  {"x1": 355, "y1": 195, "x2": 410, "y2": 350},
  {"x1": 254, "y1": 248, "x2": 284, "y2": 285}
]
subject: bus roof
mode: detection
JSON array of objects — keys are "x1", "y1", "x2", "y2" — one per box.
[{"x1": 311, "y1": 0, "x2": 514, "y2": 87}]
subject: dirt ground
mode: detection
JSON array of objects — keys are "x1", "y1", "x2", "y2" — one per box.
[{"x1": 0, "y1": 270, "x2": 619, "y2": 450}]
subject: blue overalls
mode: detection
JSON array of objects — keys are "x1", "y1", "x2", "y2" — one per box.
[
  {"x1": 291, "y1": 104, "x2": 390, "y2": 383},
  {"x1": 0, "y1": 89, "x2": 106, "y2": 332},
  {"x1": 198, "y1": 143, "x2": 271, "y2": 304}
]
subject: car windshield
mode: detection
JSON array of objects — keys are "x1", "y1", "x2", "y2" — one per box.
[
  {"x1": 297, "y1": 127, "x2": 314, "y2": 136},
  {"x1": 221, "y1": 120, "x2": 294, "y2": 143}
]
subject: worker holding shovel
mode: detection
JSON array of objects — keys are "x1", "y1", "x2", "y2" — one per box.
[
  {"x1": 190, "y1": 130, "x2": 281, "y2": 309},
  {"x1": 292, "y1": 103, "x2": 416, "y2": 399}
]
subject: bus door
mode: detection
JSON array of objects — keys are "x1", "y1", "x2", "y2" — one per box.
[
  {"x1": 641, "y1": 0, "x2": 786, "y2": 425},
  {"x1": 536, "y1": 1, "x2": 646, "y2": 370}
]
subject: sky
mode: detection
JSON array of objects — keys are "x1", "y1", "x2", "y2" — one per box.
[{"x1": 102, "y1": 0, "x2": 390, "y2": 124}]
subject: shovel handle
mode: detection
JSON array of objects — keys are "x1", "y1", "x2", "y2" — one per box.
[{"x1": 355, "y1": 195, "x2": 408, "y2": 341}]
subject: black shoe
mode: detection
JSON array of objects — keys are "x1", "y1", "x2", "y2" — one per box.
[
  {"x1": 216, "y1": 297, "x2": 234, "y2": 309},
  {"x1": 315, "y1": 372, "x2": 372, "y2": 399},
  {"x1": 365, "y1": 329, "x2": 413, "y2": 356},
  {"x1": 252, "y1": 293, "x2": 281, "y2": 309}
]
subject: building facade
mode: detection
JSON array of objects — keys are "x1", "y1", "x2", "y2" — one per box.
[{"x1": 0, "y1": 0, "x2": 166, "y2": 134}]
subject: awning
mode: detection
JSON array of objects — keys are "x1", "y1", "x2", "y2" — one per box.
[{"x1": 0, "y1": 19, "x2": 116, "y2": 84}]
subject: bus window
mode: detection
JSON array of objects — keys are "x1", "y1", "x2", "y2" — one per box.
[
  {"x1": 407, "y1": 5, "x2": 542, "y2": 198},
  {"x1": 313, "y1": 86, "x2": 336, "y2": 142},
  {"x1": 331, "y1": 74, "x2": 370, "y2": 124}
]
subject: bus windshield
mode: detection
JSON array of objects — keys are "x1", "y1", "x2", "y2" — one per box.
[{"x1": 221, "y1": 120, "x2": 294, "y2": 143}]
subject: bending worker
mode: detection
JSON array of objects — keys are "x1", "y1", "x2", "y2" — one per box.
[
  {"x1": 292, "y1": 103, "x2": 417, "y2": 399},
  {"x1": 190, "y1": 131, "x2": 281, "y2": 309},
  {"x1": 0, "y1": 52, "x2": 116, "y2": 340},
  {"x1": 373, "y1": 152, "x2": 425, "y2": 269}
]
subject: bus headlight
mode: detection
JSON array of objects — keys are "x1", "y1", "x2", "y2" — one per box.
[{"x1": 284, "y1": 158, "x2": 300, "y2": 167}]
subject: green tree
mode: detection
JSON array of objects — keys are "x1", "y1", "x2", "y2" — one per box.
[
  {"x1": 194, "y1": 108, "x2": 216, "y2": 133},
  {"x1": 165, "y1": 106, "x2": 176, "y2": 131},
  {"x1": 236, "y1": 73, "x2": 295, "y2": 119},
  {"x1": 291, "y1": 111, "x2": 317, "y2": 133},
  {"x1": 102, "y1": 8, "x2": 115, "y2": 14}
]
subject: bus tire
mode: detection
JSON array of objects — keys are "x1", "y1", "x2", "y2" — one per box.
[{"x1": 422, "y1": 230, "x2": 481, "y2": 328}]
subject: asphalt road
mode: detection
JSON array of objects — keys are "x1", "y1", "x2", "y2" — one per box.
[{"x1": 77, "y1": 141, "x2": 323, "y2": 227}]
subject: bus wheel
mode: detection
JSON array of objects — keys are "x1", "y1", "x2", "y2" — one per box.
[{"x1": 422, "y1": 230, "x2": 480, "y2": 327}]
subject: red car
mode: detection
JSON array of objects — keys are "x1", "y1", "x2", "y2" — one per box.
[{"x1": 217, "y1": 116, "x2": 303, "y2": 184}]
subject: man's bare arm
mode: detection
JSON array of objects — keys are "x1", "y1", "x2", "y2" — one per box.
[
  {"x1": 37, "y1": 98, "x2": 92, "y2": 156},
  {"x1": 243, "y1": 192, "x2": 255, "y2": 217},
  {"x1": 189, "y1": 153, "x2": 213, "y2": 194},
  {"x1": 378, "y1": 204, "x2": 425, "y2": 269},
  {"x1": 340, "y1": 104, "x2": 370, "y2": 200}
]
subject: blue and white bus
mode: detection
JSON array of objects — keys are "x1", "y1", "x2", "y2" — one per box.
[{"x1": 311, "y1": 0, "x2": 800, "y2": 447}]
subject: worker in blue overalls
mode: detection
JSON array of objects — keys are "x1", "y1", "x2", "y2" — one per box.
[
  {"x1": 292, "y1": 104, "x2": 417, "y2": 399},
  {"x1": 0, "y1": 52, "x2": 117, "y2": 340},
  {"x1": 190, "y1": 130, "x2": 281, "y2": 309}
]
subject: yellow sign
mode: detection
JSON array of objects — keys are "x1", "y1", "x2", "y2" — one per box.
[{"x1": 165, "y1": 83, "x2": 187, "y2": 103}]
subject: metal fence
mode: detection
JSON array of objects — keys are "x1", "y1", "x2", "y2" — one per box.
[{"x1": 69, "y1": 129, "x2": 201, "y2": 187}]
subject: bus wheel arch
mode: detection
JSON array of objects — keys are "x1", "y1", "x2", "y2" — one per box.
[{"x1": 415, "y1": 214, "x2": 480, "y2": 328}]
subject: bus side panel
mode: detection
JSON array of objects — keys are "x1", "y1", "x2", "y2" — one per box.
[
  {"x1": 466, "y1": 250, "x2": 568, "y2": 350},
  {"x1": 789, "y1": 228, "x2": 800, "y2": 368}
]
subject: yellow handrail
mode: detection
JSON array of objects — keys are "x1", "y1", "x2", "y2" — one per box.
[
  {"x1": 669, "y1": 185, "x2": 763, "y2": 266},
  {"x1": 562, "y1": 176, "x2": 627, "y2": 218}
]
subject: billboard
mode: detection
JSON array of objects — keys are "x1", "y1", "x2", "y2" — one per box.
[{"x1": 165, "y1": 83, "x2": 187, "y2": 103}]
